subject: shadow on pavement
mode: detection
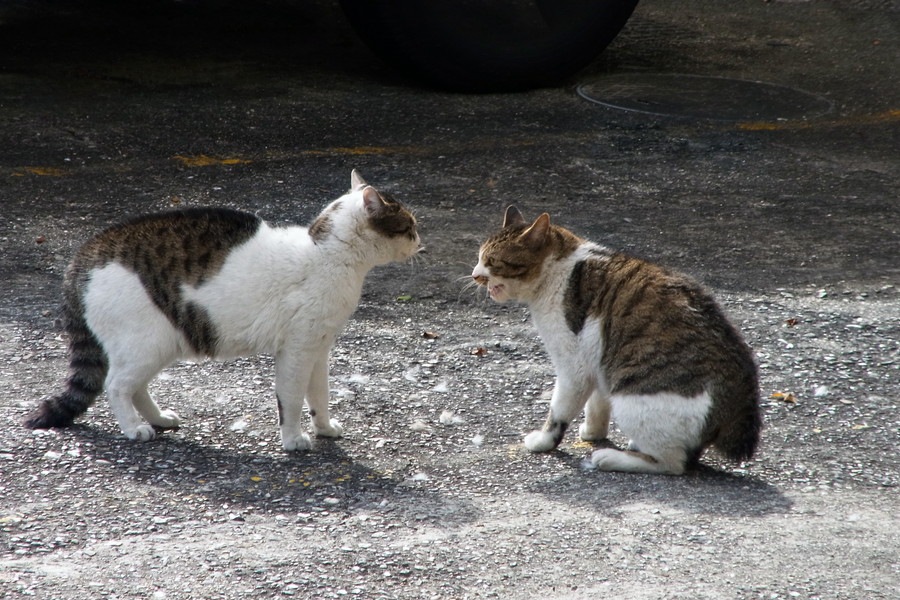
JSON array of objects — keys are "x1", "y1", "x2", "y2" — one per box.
[
  {"x1": 54, "y1": 422, "x2": 482, "y2": 526},
  {"x1": 529, "y1": 450, "x2": 793, "y2": 518}
]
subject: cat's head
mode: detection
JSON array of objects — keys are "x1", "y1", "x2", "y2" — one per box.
[
  {"x1": 472, "y1": 206, "x2": 577, "y2": 302},
  {"x1": 311, "y1": 170, "x2": 421, "y2": 264}
]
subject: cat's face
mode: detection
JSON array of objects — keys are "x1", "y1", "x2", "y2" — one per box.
[
  {"x1": 365, "y1": 189, "x2": 421, "y2": 262},
  {"x1": 311, "y1": 170, "x2": 421, "y2": 264},
  {"x1": 472, "y1": 206, "x2": 552, "y2": 302}
]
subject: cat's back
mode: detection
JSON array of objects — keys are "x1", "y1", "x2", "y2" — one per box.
[
  {"x1": 566, "y1": 247, "x2": 757, "y2": 392},
  {"x1": 73, "y1": 207, "x2": 263, "y2": 285},
  {"x1": 62, "y1": 208, "x2": 267, "y2": 356},
  {"x1": 571, "y1": 247, "x2": 761, "y2": 459}
]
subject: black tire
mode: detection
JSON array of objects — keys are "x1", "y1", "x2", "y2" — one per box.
[{"x1": 340, "y1": 0, "x2": 640, "y2": 92}]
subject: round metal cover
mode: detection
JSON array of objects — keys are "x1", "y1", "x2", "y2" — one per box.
[{"x1": 577, "y1": 73, "x2": 833, "y2": 121}]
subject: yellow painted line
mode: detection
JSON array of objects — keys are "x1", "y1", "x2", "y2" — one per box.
[
  {"x1": 299, "y1": 145, "x2": 421, "y2": 157},
  {"x1": 738, "y1": 109, "x2": 900, "y2": 131},
  {"x1": 297, "y1": 139, "x2": 538, "y2": 158},
  {"x1": 172, "y1": 154, "x2": 253, "y2": 167},
  {"x1": 12, "y1": 166, "x2": 67, "y2": 177}
]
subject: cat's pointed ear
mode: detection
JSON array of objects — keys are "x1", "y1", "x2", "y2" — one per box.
[
  {"x1": 519, "y1": 213, "x2": 551, "y2": 249},
  {"x1": 351, "y1": 169, "x2": 368, "y2": 191},
  {"x1": 503, "y1": 205, "x2": 526, "y2": 228},
  {"x1": 362, "y1": 186, "x2": 386, "y2": 216}
]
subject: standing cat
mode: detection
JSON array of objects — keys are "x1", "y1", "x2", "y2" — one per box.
[
  {"x1": 472, "y1": 206, "x2": 761, "y2": 474},
  {"x1": 24, "y1": 170, "x2": 421, "y2": 451}
]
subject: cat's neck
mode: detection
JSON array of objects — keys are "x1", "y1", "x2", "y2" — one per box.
[
  {"x1": 307, "y1": 227, "x2": 381, "y2": 273},
  {"x1": 529, "y1": 241, "x2": 609, "y2": 309},
  {"x1": 513, "y1": 226, "x2": 586, "y2": 303},
  {"x1": 262, "y1": 223, "x2": 377, "y2": 284}
]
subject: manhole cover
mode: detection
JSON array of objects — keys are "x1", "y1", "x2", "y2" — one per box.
[{"x1": 577, "y1": 73, "x2": 833, "y2": 122}]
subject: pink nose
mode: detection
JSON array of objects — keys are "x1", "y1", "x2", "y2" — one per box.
[{"x1": 473, "y1": 274, "x2": 488, "y2": 285}]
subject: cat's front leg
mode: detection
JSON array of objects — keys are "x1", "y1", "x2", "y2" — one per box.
[
  {"x1": 275, "y1": 351, "x2": 314, "y2": 451},
  {"x1": 307, "y1": 354, "x2": 342, "y2": 439},
  {"x1": 107, "y1": 377, "x2": 157, "y2": 442},
  {"x1": 578, "y1": 390, "x2": 611, "y2": 442},
  {"x1": 133, "y1": 387, "x2": 181, "y2": 430},
  {"x1": 524, "y1": 378, "x2": 592, "y2": 452}
]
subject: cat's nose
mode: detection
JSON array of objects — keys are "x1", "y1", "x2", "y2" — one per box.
[{"x1": 473, "y1": 275, "x2": 488, "y2": 285}]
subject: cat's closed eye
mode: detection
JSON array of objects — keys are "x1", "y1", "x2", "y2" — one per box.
[{"x1": 486, "y1": 257, "x2": 527, "y2": 276}]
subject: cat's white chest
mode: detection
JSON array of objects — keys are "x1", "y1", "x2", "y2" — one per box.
[{"x1": 532, "y1": 308, "x2": 605, "y2": 384}]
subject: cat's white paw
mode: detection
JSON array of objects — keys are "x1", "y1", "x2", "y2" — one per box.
[
  {"x1": 282, "y1": 432, "x2": 313, "y2": 452},
  {"x1": 314, "y1": 419, "x2": 343, "y2": 438},
  {"x1": 150, "y1": 409, "x2": 181, "y2": 429},
  {"x1": 578, "y1": 422, "x2": 607, "y2": 442},
  {"x1": 590, "y1": 448, "x2": 623, "y2": 470},
  {"x1": 523, "y1": 430, "x2": 556, "y2": 453},
  {"x1": 124, "y1": 424, "x2": 157, "y2": 442}
]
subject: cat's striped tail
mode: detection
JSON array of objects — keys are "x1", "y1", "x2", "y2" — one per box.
[
  {"x1": 23, "y1": 292, "x2": 107, "y2": 429},
  {"x1": 714, "y1": 384, "x2": 763, "y2": 463}
]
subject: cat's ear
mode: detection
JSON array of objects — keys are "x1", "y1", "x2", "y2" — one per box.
[
  {"x1": 503, "y1": 205, "x2": 526, "y2": 228},
  {"x1": 362, "y1": 186, "x2": 386, "y2": 216},
  {"x1": 351, "y1": 169, "x2": 368, "y2": 191},
  {"x1": 519, "y1": 213, "x2": 551, "y2": 249}
]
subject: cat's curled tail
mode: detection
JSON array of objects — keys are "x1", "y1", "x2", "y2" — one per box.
[{"x1": 23, "y1": 284, "x2": 108, "y2": 429}]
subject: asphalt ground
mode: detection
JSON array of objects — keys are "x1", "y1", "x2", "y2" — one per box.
[{"x1": 0, "y1": 1, "x2": 898, "y2": 599}]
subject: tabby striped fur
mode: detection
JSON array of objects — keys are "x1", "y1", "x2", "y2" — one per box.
[{"x1": 472, "y1": 206, "x2": 761, "y2": 474}]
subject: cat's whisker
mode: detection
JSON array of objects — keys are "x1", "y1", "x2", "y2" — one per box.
[
  {"x1": 407, "y1": 248, "x2": 430, "y2": 270},
  {"x1": 451, "y1": 260, "x2": 478, "y2": 271},
  {"x1": 455, "y1": 278, "x2": 492, "y2": 305}
]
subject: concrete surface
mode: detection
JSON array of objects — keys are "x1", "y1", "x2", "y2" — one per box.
[{"x1": 0, "y1": 1, "x2": 897, "y2": 599}]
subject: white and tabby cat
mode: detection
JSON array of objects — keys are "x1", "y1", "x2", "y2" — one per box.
[
  {"x1": 472, "y1": 206, "x2": 761, "y2": 474},
  {"x1": 24, "y1": 170, "x2": 421, "y2": 451}
]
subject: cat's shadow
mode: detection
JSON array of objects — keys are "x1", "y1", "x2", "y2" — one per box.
[
  {"x1": 531, "y1": 446, "x2": 793, "y2": 519},
  {"x1": 73, "y1": 424, "x2": 481, "y2": 526}
]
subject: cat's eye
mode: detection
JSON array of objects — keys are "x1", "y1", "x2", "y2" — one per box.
[
  {"x1": 394, "y1": 223, "x2": 416, "y2": 238},
  {"x1": 378, "y1": 216, "x2": 415, "y2": 237},
  {"x1": 489, "y1": 258, "x2": 522, "y2": 270}
]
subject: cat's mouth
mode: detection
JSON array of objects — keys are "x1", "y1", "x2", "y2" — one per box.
[{"x1": 487, "y1": 283, "x2": 506, "y2": 300}]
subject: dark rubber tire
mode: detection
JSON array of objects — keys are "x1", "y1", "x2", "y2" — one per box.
[{"x1": 340, "y1": 0, "x2": 640, "y2": 92}]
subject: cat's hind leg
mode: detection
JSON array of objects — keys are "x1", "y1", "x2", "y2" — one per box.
[
  {"x1": 578, "y1": 390, "x2": 611, "y2": 442},
  {"x1": 590, "y1": 391, "x2": 711, "y2": 475},
  {"x1": 103, "y1": 343, "x2": 177, "y2": 442},
  {"x1": 106, "y1": 368, "x2": 158, "y2": 442},
  {"x1": 524, "y1": 377, "x2": 592, "y2": 452},
  {"x1": 84, "y1": 263, "x2": 179, "y2": 441},
  {"x1": 590, "y1": 447, "x2": 687, "y2": 475},
  {"x1": 133, "y1": 385, "x2": 181, "y2": 430},
  {"x1": 307, "y1": 354, "x2": 342, "y2": 439}
]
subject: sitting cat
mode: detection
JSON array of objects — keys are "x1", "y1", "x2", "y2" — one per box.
[
  {"x1": 472, "y1": 206, "x2": 761, "y2": 474},
  {"x1": 24, "y1": 169, "x2": 421, "y2": 451}
]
